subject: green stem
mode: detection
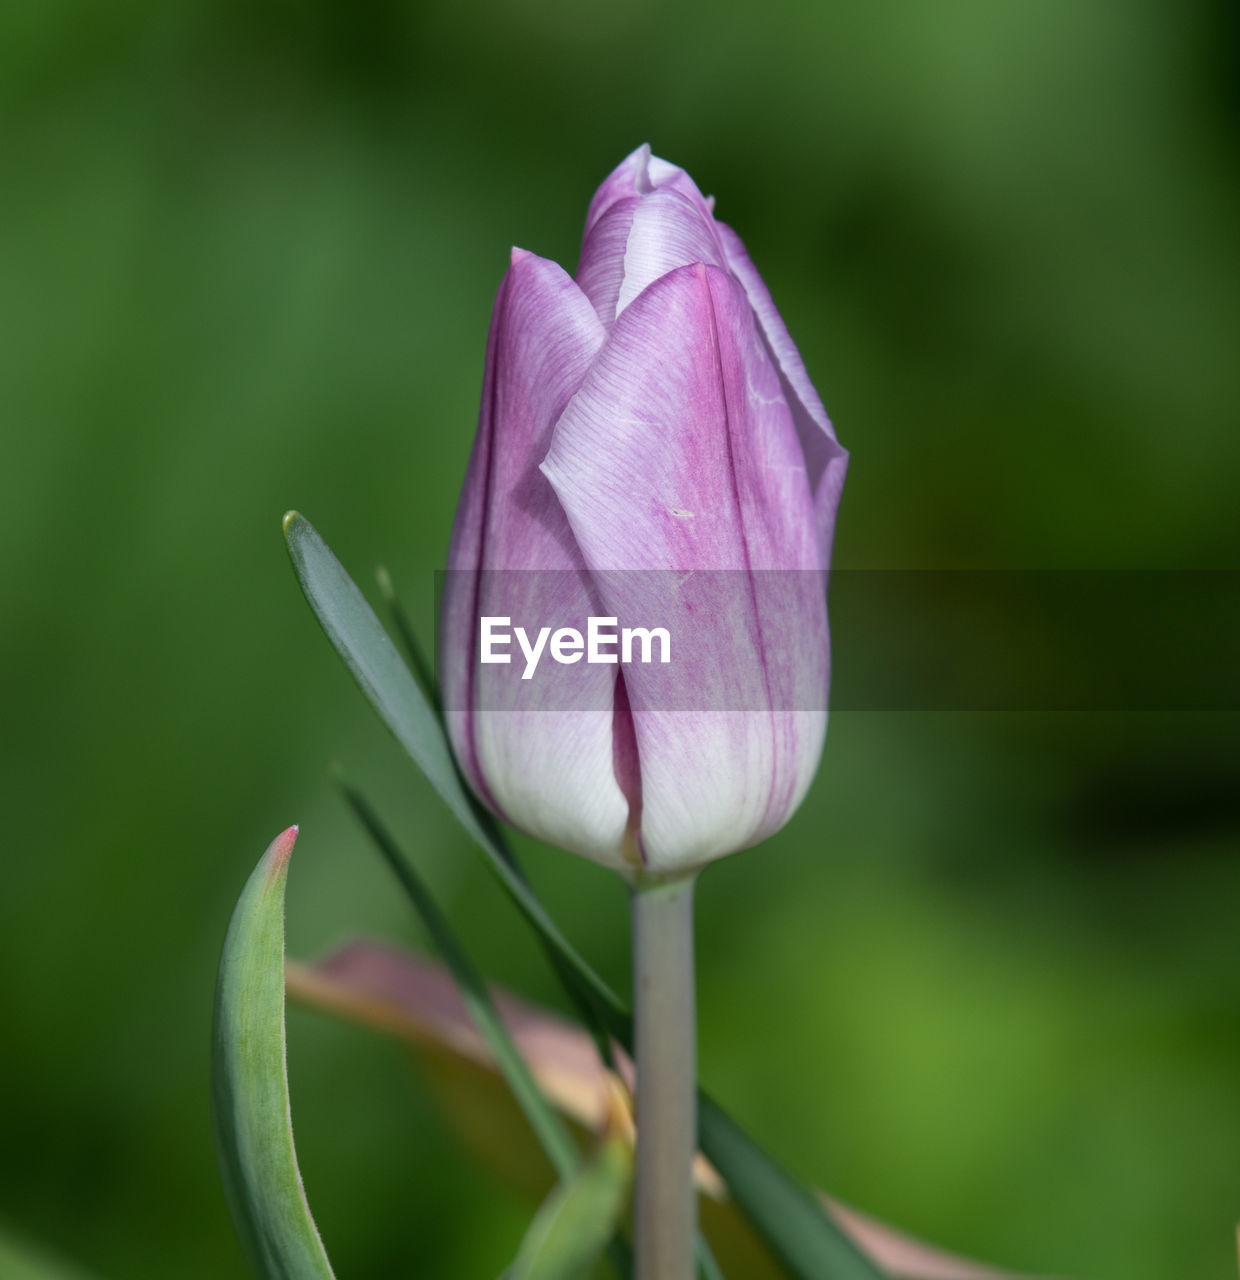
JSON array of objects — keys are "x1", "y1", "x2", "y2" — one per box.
[{"x1": 631, "y1": 873, "x2": 698, "y2": 1280}]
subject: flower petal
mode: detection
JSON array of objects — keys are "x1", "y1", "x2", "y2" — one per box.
[
  {"x1": 542, "y1": 264, "x2": 828, "y2": 871},
  {"x1": 716, "y1": 221, "x2": 850, "y2": 565},
  {"x1": 582, "y1": 144, "x2": 705, "y2": 236},
  {"x1": 441, "y1": 251, "x2": 631, "y2": 866}
]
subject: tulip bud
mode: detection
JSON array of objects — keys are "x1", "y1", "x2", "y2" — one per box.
[{"x1": 441, "y1": 146, "x2": 847, "y2": 877}]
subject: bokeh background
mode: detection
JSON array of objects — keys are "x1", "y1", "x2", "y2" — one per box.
[{"x1": 3, "y1": 1, "x2": 1238, "y2": 1276}]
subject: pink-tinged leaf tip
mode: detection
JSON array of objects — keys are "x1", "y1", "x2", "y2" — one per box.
[{"x1": 267, "y1": 825, "x2": 300, "y2": 875}]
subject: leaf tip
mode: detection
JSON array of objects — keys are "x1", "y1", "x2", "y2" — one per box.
[
  {"x1": 267, "y1": 824, "x2": 300, "y2": 875},
  {"x1": 282, "y1": 510, "x2": 302, "y2": 536}
]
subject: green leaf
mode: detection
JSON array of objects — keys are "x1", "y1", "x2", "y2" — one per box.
[
  {"x1": 284, "y1": 513, "x2": 882, "y2": 1277},
  {"x1": 697, "y1": 1097, "x2": 882, "y2": 1280},
  {"x1": 283, "y1": 512, "x2": 620, "y2": 1018},
  {"x1": 578, "y1": 1001, "x2": 880, "y2": 1277},
  {"x1": 335, "y1": 779, "x2": 580, "y2": 1181},
  {"x1": 212, "y1": 827, "x2": 335, "y2": 1280},
  {"x1": 374, "y1": 564, "x2": 440, "y2": 714},
  {"x1": 284, "y1": 513, "x2": 467, "y2": 831},
  {"x1": 507, "y1": 1134, "x2": 633, "y2": 1280}
]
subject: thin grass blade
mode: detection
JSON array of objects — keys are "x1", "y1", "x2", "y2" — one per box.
[
  {"x1": 375, "y1": 564, "x2": 440, "y2": 713},
  {"x1": 697, "y1": 1095, "x2": 882, "y2": 1280},
  {"x1": 335, "y1": 779, "x2": 580, "y2": 1178}
]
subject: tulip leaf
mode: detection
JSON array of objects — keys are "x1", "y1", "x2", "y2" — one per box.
[
  {"x1": 575, "y1": 1002, "x2": 878, "y2": 1277},
  {"x1": 374, "y1": 564, "x2": 441, "y2": 714},
  {"x1": 285, "y1": 514, "x2": 882, "y2": 1277},
  {"x1": 283, "y1": 512, "x2": 621, "y2": 1017},
  {"x1": 567, "y1": 996, "x2": 880, "y2": 1277},
  {"x1": 284, "y1": 512, "x2": 473, "y2": 835},
  {"x1": 696, "y1": 1096, "x2": 882, "y2": 1280},
  {"x1": 212, "y1": 827, "x2": 335, "y2": 1280},
  {"x1": 506, "y1": 1133, "x2": 633, "y2": 1280}
]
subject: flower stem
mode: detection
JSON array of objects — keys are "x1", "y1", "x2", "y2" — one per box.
[{"x1": 631, "y1": 872, "x2": 698, "y2": 1280}]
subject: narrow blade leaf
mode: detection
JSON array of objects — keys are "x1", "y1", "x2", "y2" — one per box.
[
  {"x1": 588, "y1": 996, "x2": 883, "y2": 1277},
  {"x1": 283, "y1": 512, "x2": 621, "y2": 1015},
  {"x1": 284, "y1": 513, "x2": 470, "y2": 835},
  {"x1": 375, "y1": 564, "x2": 441, "y2": 714},
  {"x1": 335, "y1": 779, "x2": 580, "y2": 1180},
  {"x1": 697, "y1": 1095, "x2": 882, "y2": 1280},
  {"x1": 212, "y1": 826, "x2": 335, "y2": 1280}
]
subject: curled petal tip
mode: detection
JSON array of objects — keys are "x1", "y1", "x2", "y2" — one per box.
[{"x1": 510, "y1": 246, "x2": 532, "y2": 267}]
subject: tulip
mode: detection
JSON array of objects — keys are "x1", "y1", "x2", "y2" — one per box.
[
  {"x1": 441, "y1": 145, "x2": 846, "y2": 878},
  {"x1": 442, "y1": 146, "x2": 847, "y2": 1278}
]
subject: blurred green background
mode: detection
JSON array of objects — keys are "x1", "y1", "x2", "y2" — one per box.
[{"x1": 2, "y1": 0, "x2": 1238, "y2": 1276}]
